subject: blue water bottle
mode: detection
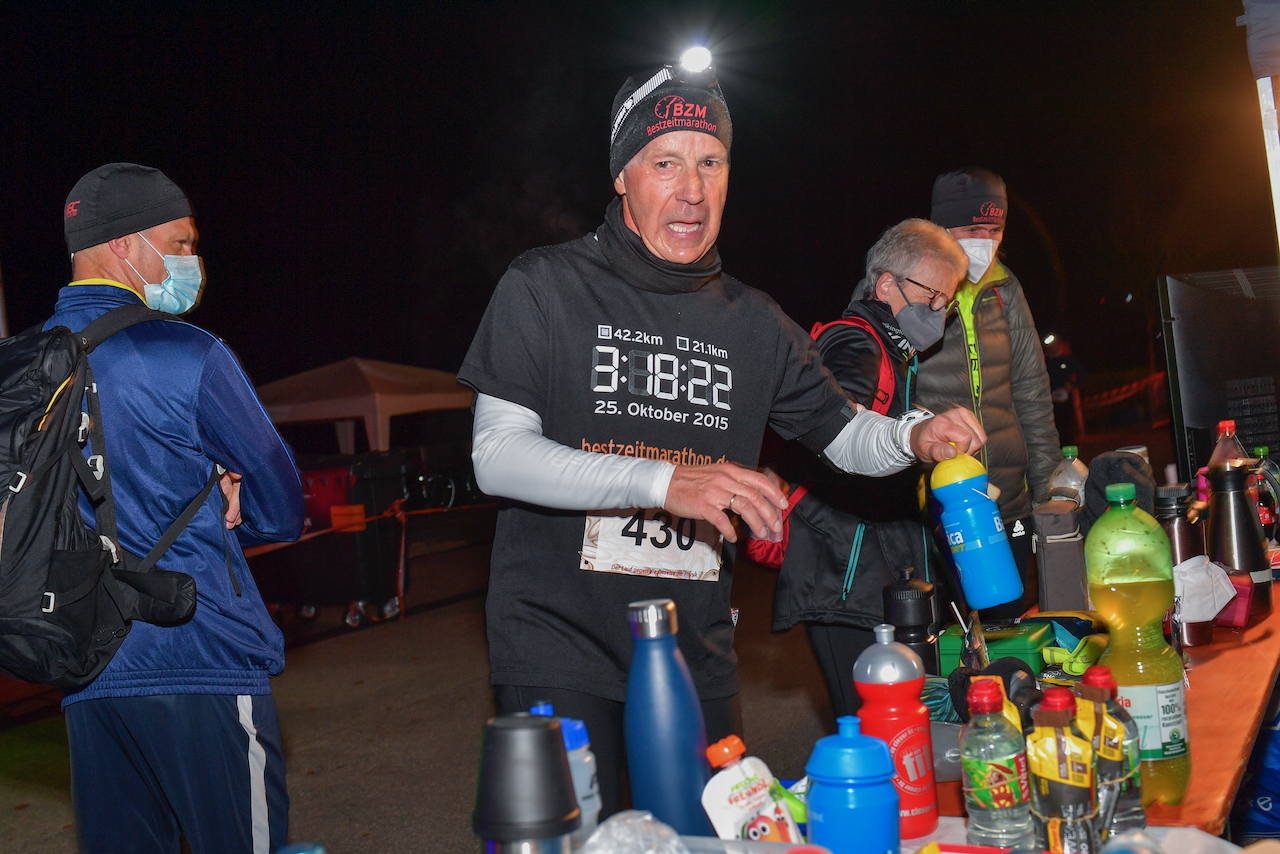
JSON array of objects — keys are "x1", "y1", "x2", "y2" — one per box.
[
  {"x1": 624, "y1": 598, "x2": 714, "y2": 836},
  {"x1": 931, "y1": 451, "x2": 1023, "y2": 610},
  {"x1": 806, "y1": 716, "x2": 900, "y2": 854}
]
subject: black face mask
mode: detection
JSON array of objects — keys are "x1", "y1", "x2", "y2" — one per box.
[{"x1": 595, "y1": 197, "x2": 721, "y2": 295}]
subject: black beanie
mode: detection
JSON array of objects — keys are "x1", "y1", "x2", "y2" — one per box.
[
  {"x1": 64, "y1": 163, "x2": 193, "y2": 253},
  {"x1": 930, "y1": 168, "x2": 1007, "y2": 229},
  {"x1": 609, "y1": 67, "x2": 732, "y2": 178}
]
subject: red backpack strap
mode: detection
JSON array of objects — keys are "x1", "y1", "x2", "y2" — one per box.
[{"x1": 810, "y1": 317, "x2": 895, "y2": 415}]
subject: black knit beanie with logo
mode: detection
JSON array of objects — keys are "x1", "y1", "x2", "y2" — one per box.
[
  {"x1": 930, "y1": 168, "x2": 1007, "y2": 229},
  {"x1": 64, "y1": 163, "x2": 193, "y2": 253},
  {"x1": 609, "y1": 68, "x2": 732, "y2": 178}
]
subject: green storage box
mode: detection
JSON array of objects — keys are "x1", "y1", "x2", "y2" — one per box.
[{"x1": 938, "y1": 622, "x2": 1054, "y2": 676}]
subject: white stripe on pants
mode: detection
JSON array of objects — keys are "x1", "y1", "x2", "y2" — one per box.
[{"x1": 237, "y1": 695, "x2": 271, "y2": 854}]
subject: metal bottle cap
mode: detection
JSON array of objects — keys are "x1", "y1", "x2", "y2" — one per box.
[
  {"x1": 1155, "y1": 482, "x2": 1193, "y2": 511},
  {"x1": 851, "y1": 624, "x2": 925, "y2": 684},
  {"x1": 627, "y1": 599, "x2": 678, "y2": 638}
]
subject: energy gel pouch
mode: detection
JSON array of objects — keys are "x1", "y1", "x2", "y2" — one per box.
[
  {"x1": 1028, "y1": 688, "x2": 1096, "y2": 853},
  {"x1": 1075, "y1": 684, "x2": 1124, "y2": 842},
  {"x1": 1078, "y1": 666, "x2": 1146, "y2": 837}
]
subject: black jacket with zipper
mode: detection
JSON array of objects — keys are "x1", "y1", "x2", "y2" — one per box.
[{"x1": 772, "y1": 300, "x2": 932, "y2": 631}]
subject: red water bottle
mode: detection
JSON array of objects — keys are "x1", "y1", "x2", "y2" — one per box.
[{"x1": 853, "y1": 623, "x2": 938, "y2": 839}]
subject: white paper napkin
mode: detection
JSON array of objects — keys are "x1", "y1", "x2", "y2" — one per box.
[{"x1": 1173, "y1": 554, "x2": 1239, "y2": 623}]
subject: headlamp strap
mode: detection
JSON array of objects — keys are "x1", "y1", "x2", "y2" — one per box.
[{"x1": 610, "y1": 66, "x2": 674, "y2": 144}]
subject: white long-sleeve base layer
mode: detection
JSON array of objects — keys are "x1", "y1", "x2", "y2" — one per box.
[{"x1": 470, "y1": 393, "x2": 916, "y2": 511}]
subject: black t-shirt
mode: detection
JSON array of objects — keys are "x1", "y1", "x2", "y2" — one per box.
[{"x1": 458, "y1": 203, "x2": 851, "y2": 701}]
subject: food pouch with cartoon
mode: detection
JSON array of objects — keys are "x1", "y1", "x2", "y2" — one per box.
[
  {"x1": 1028, "y1": 687, "x2": 1096, "y2": 853},
  {"x1": 701, "y1": 735, "x2": 802, "y2": 842}
]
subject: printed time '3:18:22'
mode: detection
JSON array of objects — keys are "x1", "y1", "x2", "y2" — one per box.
[{"x1": 591, "y1": 346, "x2": 731, "y2": 409}]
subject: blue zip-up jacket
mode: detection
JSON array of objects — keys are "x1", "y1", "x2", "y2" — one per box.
[{"x1": 45, "y1": 282, "x2": 305, "y2": 704}]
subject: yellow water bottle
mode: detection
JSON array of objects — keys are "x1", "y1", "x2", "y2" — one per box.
[{"x1": 1085, "y1": 482, "x2": 1189, "y2": 806}]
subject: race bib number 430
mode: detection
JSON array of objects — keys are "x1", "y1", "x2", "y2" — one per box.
[{"x1": 580, "y1": 509, "x2": 722, "y2": 581}]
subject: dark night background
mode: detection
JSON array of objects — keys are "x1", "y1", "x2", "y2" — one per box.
[{"x1": 1, "y1": 1, "x2": 1274, "y2": 390}]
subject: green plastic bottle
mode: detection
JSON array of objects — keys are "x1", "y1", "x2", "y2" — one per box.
[{"x1": 1085, "y1": 482, "x2": 1189, "y2": 806}]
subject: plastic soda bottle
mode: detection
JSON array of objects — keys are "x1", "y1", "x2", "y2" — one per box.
[
  {"x1": 1198, "y1": 420, "x2": 1250, "y2": 503},
  {"x1": 623, "y1": 599, "x2": 714, "y2": 836},
  {"x1": 853, "y1": 624, "x2": 938, "y2": 838},
  {"x1": 1209, "y1": 420, "x2": 1249, "y2": 465},
  {"x1": 931, "y1": 451, "x2": 1023, "y2": 610},
  {"x1": 960, "y1": 679, "x2": 1035, "y2": 848},
  {"x1": 1048, "y1": 445, "x2": 1090, "y2": 504},
  {"x1": 1252, "y1": 447, "x2": 1277, "y2": 541},
  {"x1": 1085, "y1": 483, "x2": 1190, "y2": 806}
]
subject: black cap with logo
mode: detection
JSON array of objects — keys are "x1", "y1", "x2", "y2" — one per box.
[
  {"x1": 64, "y1": 163, "x2": 193, "y2": 253},
  {"x1": 930, "y1": 168, "x2": 1007, "y2": 229},
  {"x1": 608, "y1": 60, "x2": 733, "y2": 179}
]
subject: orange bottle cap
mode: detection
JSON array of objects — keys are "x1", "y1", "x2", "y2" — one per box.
[{"x1": 706, "y1": 734, "x2": 746, "y2": 768}]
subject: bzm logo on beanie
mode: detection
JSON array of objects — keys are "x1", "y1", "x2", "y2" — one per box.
[
  {"x1": 654, "y1": 95, "x2": 707, "y2": 121},
  {"x1": 65, "y1": 201, "x2": 81, "y2": 219},
  {"x1": 646, "y1": 94, "x2": 719, "y2": 138},
  {"x1": 974, "y1": 201, "x2": 1005, "y2": 223}
]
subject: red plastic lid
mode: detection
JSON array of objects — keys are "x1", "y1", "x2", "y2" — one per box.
[
  {"x1": 1040, "y1": 685, "x2": 1076, "y2": 712},
  {"x1": 1081, "y1": 665, "x2": 1117, "y2": 691},
  {"x1": 1220, "y1": 419, "x2": 1237, "y2": 433},
  {"x1": 706, "y1": 734, "x2": 746, "y2": 768},
  {"x1": 967, "y1": 679, "x2": 1004, "y2": 715}
]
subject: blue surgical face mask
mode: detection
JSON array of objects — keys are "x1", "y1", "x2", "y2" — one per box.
[{"x1": 126, "y1": 231, "x2": 204, "y2": 314}]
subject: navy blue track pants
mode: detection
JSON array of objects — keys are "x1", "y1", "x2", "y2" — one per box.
[{"x1": 65, "y1": 693, "x2": 288, "y2": 854}]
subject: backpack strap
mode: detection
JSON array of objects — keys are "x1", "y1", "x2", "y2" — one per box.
[
  {"x1": 77, "y1": 304, "x2": 179, "y2": 353},
  {"x1": 131, "y1": 466, "x2": 223, "y2": 574},
  {"x1": 76, "y1": 306, "x2": 239, "y2": 594},
  {"x1": 810, "y1": 317, "x2": 896, "y2": 415}
]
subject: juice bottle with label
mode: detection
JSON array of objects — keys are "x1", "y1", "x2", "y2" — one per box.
[{"x1": 1085, "y1": 483, "x2": 1189, "y2": 806}]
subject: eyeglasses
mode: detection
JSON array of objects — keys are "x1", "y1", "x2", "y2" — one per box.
[{"x1": 899, "y1": 276, "x2": 950, "y2": 311}]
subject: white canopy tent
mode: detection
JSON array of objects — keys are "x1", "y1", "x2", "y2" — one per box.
[{"x1": 256, "y1": 357, "x2": 474, "y2": 453}]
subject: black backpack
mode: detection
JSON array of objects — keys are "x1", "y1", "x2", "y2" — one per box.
[{"x1": 0, "y1": 304, "x2": 223, "y2": 690}]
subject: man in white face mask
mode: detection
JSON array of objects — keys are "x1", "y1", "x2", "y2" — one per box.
[{"x1": 913, "y1": 168, "x2": 1061, "y2": 620}]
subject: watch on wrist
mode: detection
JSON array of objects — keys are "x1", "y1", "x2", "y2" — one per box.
[{"x1": 894, "y1": 408, "x2": 934, "y2": 458}]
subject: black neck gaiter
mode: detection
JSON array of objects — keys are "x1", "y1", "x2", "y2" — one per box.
[{"x1": 595, "y1": 197, "x2": 722, "y2": 295}]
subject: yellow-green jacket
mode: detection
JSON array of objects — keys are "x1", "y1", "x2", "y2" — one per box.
[{"x1": 912, "y1": 261, "x2": 1060, "y2": 521}]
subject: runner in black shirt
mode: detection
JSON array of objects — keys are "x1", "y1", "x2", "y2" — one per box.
[{"x1": 458, "y1": 51, "x2": 985, "y2": 816}]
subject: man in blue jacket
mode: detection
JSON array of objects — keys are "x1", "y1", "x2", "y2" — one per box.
[{"x1": 49, "y1": 163, "x2": 305, "y2": 853}]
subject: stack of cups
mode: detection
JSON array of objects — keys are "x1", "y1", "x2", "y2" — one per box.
[{"x1": 473, "y1": 714, "x2": 581, "y2": 852}]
